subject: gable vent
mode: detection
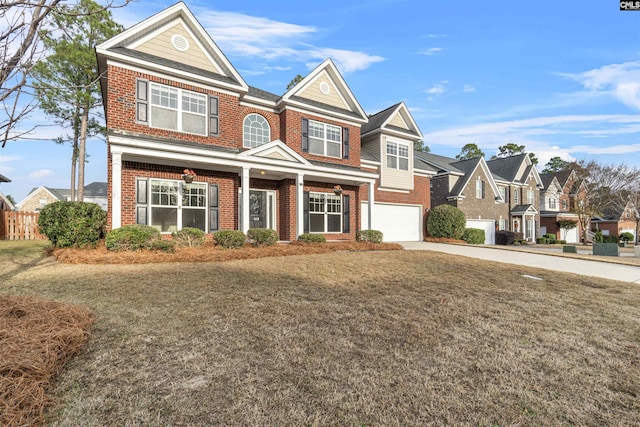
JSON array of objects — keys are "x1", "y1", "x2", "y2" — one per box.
[
  {"x1": 171, "y1": 34, "x2": 189, "y2": 52},
  {"x1": 319, "y1": 81, "x2": 330, "y2": 95}
]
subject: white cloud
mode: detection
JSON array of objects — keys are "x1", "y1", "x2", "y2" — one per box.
[
  {"x1": 28, "y1": 169, "x2": 55, "y2": 179},
  {"x1": 194, "y1": 9, "x2": 384, "y2": 73},
  {"x1": 420, "y1": 47, "x2": 443, "y2": 56},
  {"x1": 424, "y1": 80, "x2": 448, "y2": 97},
  {"x1": 560, "y1": 60, "x2": 640, "y2": 111},
  {"x1": 462, "y1": 84, "x2": 476, "y2": 93},
  {"x1": 0, "y1": 154, "x2": 20, "y2": 174},
  {"x1": 426, "y1": 34, "x2": 448, "y2": 38}
]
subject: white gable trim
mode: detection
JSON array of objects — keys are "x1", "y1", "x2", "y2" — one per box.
[
  {"x1": 281, "y1": 58, "x2": 367, "y2": 121},
  {"x1": 380, "y1": 102, "x2": 423, "y2": 139},
  {"x1": 458, "y1": 159, "x2": 504, "y2": 202},
  {"x1": 239, "y1": 140, "x2": 311, "y2": 165},
  {"x1": 97, "y1": 2, "x2": 248, "y2": 90}
]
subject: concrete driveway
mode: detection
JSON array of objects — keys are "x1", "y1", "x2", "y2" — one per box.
[{"x1": 399, "y1": 242, "x2": 640, "y2": 284}]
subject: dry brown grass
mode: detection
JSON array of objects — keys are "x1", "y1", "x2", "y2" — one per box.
[
  {"x1": 50, "y1": 240, "x2": 403, "y2": 264},
  {"x1": 0, "y1": 295, "x2": 93, "y2": 427},
  {"x1": 1, "y1": 241, "x2": 639, "y2": 426}
]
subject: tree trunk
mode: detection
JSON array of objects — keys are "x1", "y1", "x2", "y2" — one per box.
[{"x1": 77, "y1": 107, "x2": 89, "y2": 201}]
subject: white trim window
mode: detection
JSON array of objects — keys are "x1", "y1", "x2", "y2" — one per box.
[
  {"x1": 386, "y1": 141, "x2": 409, "y2": 170},
  {"x1": 548, "y1": 197, "x2": 557, "y2": 209},
  {"x1": 514, "y1": 188, "x2": 520, "y2": 204},
  {"x1": 149, "y1": 179, "x2": 207, "y2": 232},
  {"x1": 150, "y1": 83, "x2": 207, "y2": 135},
  {"x1": 498, "y1": 186, "x2": 506, "y2": 202},
  {"x1": 309, "y1": 192, "x2": 342, "y2": 233},
  {"x1": 475, "y1": 179, "x2": 485, "y2": 199},
  {"x1": 308, "y1": 120, "x2": 341, "y2": 158},
  {"x1": 527, "y1": 189, "x2": 535, "y2": 204},
  {"x1": 243, "y1": 113, "x2": 270, "y2": 148},
  {"x1": 562, "y1": 199, "x2": 568, "y2": 210}
]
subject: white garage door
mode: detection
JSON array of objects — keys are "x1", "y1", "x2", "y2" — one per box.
[
  {"x1": 561, "y1": 226, "x2": 579, "y2": 243},
  {"x1": 361, "y1": 202, "x2": 422, "y2": 242},
  {"x1": 465, "y1": 219, "x2": 495, "y2": 245}
]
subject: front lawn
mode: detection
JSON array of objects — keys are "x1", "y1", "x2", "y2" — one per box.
[{"x1": 1, "y1": 241, "x2": 639, "y2": 425}]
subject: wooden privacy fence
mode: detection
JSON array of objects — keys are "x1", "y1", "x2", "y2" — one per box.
[{"x1": 1, "y1": 211, "x2": 45, "y2": 240}]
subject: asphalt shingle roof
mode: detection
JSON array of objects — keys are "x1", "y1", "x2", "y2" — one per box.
[
  {"x1": 361, "y1": 103, "x2": 401, "y2": 135},
  {"x1": 486, "y1": 153, "x2": 528, "y2": 182}
]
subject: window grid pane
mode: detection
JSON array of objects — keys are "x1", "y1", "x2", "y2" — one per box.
[
  {"x1": 308, "y1": 120, "x2": 341, "y2": 158},
  {"x1": 243, "y1": 114, "x2": 271, "y2": 148}
]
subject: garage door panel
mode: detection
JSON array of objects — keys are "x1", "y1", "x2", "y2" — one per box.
[{"x1": 361, "y1": 203, "x2": 421, "y2": 242}]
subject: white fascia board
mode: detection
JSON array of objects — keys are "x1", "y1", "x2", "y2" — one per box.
[
  {"x1": 361, "y1": 159, "x2": 381, "y2": 167},
  {"x1": 414, "y1": 169, "x2": 435, "y2": 177},
  {"x1": 279, "y1": 102, "x2": 367, "y2": 126},
  {"x1": 100, "y1": 53, "x2": 248, "y2": 95},
  {"x1": 381, "y1": 127, "x2": 421, "y2": 141},
  {"x1": 109, "y1": 136, "x2": 378, "y2": 182}
]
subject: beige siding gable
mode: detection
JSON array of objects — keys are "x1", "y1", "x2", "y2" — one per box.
[
  {"x1": 134, "y1": 21, "x2": 223, "y2": 75},
  {"x1": 388, "y1": 111, "x2": 409, "y2": 130},
  {"x1": 296, "y1": 71, "x2": 350, "y2": 110}
]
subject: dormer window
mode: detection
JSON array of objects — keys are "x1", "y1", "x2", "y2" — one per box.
[
  {"x1": 386, "y1": 141, "x2": 409, "y2": 170},
  {"x1": 548, "y1": 198, "x2": 557, "y2": 209}
]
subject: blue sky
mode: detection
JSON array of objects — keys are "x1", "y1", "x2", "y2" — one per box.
[{"x1": 2, "y1": 0, "x2": 640, "y2": 203}]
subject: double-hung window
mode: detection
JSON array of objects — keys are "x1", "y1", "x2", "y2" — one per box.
[
  {"x1": 141, "y1": 179, "x2": 208, "y2": 232},
  {"x1": 386, "y1": 141, "x2": 409, "y2": 170},
  {"x1": 548, "y1": 197, "x2": 557, "y2": 209},
  {"x1": 475, "y1": 179, "x2": 485, "y2": 199},
  {"x1": 498, "y1": 186, "x2": 506, "y2": 202},
  {"x1": 309, "y1": 192, "x2": 342, "y2": 233},
  {"x1": 527, "y1": 189, "x2": 534, "y2": 204},
  {"x1": 308, "y1": 120, "x2": 341, "y2": 158},
  {"x1": 514, "y1": 189, "x2": 520, "y2": 204},
  {"x1": 149, "y1": 83, "x2": 207, "y2": 135}
]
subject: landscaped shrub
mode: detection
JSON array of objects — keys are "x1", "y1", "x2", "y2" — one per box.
[
  {"x1": 105, "y1": 224, "x2": 160, "y2": 251},
  {"x1": 462, "y1": 228, "x2": 485, "y2": 245},
  {"x1": 559, "y1": 240, "x2": 567, "y2": 244},
  {"x1": 495, "y1": 230, "x2": 523, "y2": 245},
  {"x1": 37, "y1": 201, "x2": 106, "y2": 248},
  {"x1": 150, "y1": 239, "x2": 175, "y2": 253},
  {"x1": 620, "y1": 232, "x2": 634, "y2": 243},
  {"x1": 214, "y1": 230, "x2": 246, "y2": 249},
  {"x1": 603, "y1": 234, "x2": 619, "y2": 244},
  {"x1": 427, "y1": 204, "x2": 466, "y2": 239},
  {"x1": 594, "y1": 230, "x2": 604, "y2": 243},
  {"x1": 247, "y1": 228, "x2": 279, "y2": 246},
  {"x1": 536, "y1": 237, "x2": 548, "y2": 244},
  {"x1": 544, "y1": 233, "x2": 557, "y2": 243},
  {"x1": 356, "y1": 229, "x2": 383, "y2": 243},
  {"x1": 298, "y1": 233, "x2": 326, "y2": 243},
  {"x1": 172, "y1": 227, "x2": 205, "y2": 247}
]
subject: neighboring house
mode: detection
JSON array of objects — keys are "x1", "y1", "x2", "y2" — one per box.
[
  {"x1": 95, "y1": 2, "x2": 432, "y2": 241},
  {"x1": 0, "y1": 173, "x2": 13, "y2": 211},
  {"x1": 416, "y1": 152, "x2": 542, "y2": 244},
  {"x1": 539, "y1": 169, "x2": 585, "y2": 243},
  {"x1": 591, "y1": 201, "x2": 638, "y2": 241},
  {"x1": 17, "y1": 182, "x2": 108, "y2": 211}
]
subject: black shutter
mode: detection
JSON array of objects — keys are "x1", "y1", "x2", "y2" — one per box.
[
  {"x1": 342, "y1": 127, "x2": 349, "y2": 159},
  {"x1": 209, "y1": 96, "x2": 219, "y2": 136},
  {"x1": 303, "y1": 191, "x2": 309, "y2": 233},
  {"x1": 209, "y1": 184, "x2": 219, "y2": 232},
  {"x1": 342, "y1": 194, "x2": 350, "y2": 233},
  {"x1": 302, "y1": 118, "x2": 309, "y2": 152},
  {"x1": 135, "y1": 178, "x2": 148, "y2": 225},
  {"x1": 482, "y1": 181, "x2": 486, "y2": 199},
  {"x1": 136, "y1": 79, "x2": 148, "y2": 124}
]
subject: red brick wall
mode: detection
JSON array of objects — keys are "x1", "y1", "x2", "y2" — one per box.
[{"x1": 278, "y1": 109, "x2": 362, "y2": 169}]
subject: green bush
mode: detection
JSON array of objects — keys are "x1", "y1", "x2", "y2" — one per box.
[
  {"x1": 356, "y1": 229, "x2": 383, "y2": 243},
  {"x1": 172, "y1": 227, "x2": 206, "y2": 247},
  {"x1": 559, "y1": 240, "x2": 567, "y2": 244},
  {"x1": 536, "y1": 237, "x2": 548, "y2": 244},
  {"x1": 462, "y1": 228, "x2": 485, "y2": 244},
  {"x1": 37, "y1": 201, "x2": 106, "y2": 248},
  {"x1": 214, "y1": 230, "x2": 246, "y2": 249},
  {"x1": 150, "y1": 239, "x2": 175, "y2": 253},
  {"x1": 247, "y1": 228, "x2": 279, "y2": 246},
  {"x1": 594, "y1": 230, "x2": 604, "y2": 243},
  {"x1": 620, "y1": 232, "x2": 634, "y2": 242},
  {"x1": 603, "y1": 234, "x2": 619, "y2": 244},
  {"x1": 427, "y1": 204, "x2": 466, "y2": 239},
  {"x1": 297, "y1": 233, "x2": 326, "y2": 243},
  {"x1": 544, "y1": 233, "x2": 557, "y2": 243},
  {"x1": 105, "y1": 224, "x2": 161, "y2": 251}
]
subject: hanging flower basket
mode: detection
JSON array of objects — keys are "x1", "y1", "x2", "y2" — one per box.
[
  {"x1": 333, "y1": 185, "x2": 343, "y2": 195},
  {"x1": 182, "y1": 168, "x2": 196, "y2": 183}
]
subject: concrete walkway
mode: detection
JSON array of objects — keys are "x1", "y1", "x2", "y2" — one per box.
[{"x1": 398, "y1": 242, "x2": 640, "y2": 284}]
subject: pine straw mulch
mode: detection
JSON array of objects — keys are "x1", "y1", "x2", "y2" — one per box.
[
  {"x1": 50, "y1": 240, "x2": 403, "y2": 264},
  {"x1": 0, "y1": 295, "x2": 94, "y2": 427}
]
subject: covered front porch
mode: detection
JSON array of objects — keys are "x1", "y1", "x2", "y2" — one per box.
[
  {"x1": 510, "y1": 204, "x2": 538, "y2": 242},
  {"x1": 109, "y1": 136, "x2": 378, "y2": 240}
]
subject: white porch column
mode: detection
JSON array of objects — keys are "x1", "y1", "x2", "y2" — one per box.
[
  {"x1": 368, "y1": 180, "x2": 375, "y2": 230},
  {"x1": 241, "y1": 167, "x2": 250, "y2": 233},
  {"x1": 296, "y1": 173, "x2": 305, "y2": 237},
  {"x1": 111, "y1": 151, "x2": 122, "y2": 229}
]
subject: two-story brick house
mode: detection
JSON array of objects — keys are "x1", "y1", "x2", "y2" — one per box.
[
  {"x1": 416, "y1": 152, "x2": 542, "y2": 243},
  {"x1": 539, "y1": 169, "x2": 585, "y2": 243},
  {"x1": 96, "y1": 2, "x2": 432, "y2": 241}
]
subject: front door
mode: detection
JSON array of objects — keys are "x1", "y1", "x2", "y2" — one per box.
[{"x1": 240, "y1": 189, "x2": 276, "y2": 230}]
